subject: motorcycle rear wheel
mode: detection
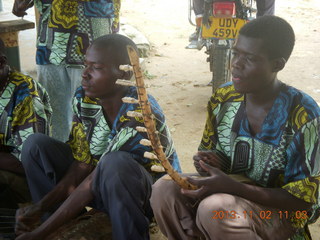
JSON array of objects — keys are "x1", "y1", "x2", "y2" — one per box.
[{"x1": 209, "y1": 39, "x2": 233, "y2": 92}]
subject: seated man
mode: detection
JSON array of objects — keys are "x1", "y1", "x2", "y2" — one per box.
[
  {"x1": 151, "y1": 16, "x2": 320, "y2": 240},
  {"x1": 15, "y1": 34, "x2": 181, "y2": 240},
  {"x1": 0, "y1": 39, "x2": 52, "y2": 209}
]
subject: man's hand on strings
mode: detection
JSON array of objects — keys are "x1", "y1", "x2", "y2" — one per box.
[
  {"x1": 15, "y1": 204, "x2": 41, "y2": 236},
  {"x1": 12, "y1": 0, "x2": 34, "y2": 17},
  {"x1": 182, "y1": 160, "x2": 238, "y2": 199},
  {"x1": 193, "y1": 151, "x2": 223, "y2": 176}
]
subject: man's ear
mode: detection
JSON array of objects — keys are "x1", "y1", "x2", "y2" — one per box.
[
  {"x1": 272, "y1": 57, "x2": 286, "y2": 72},
  {"x1": 112, "y1": 65, "x2": 133, "y2": 80},
  {"x1": 122, "y1": 70, "x2": 133, "y2": 80},
  {"x1": 117, "y1": 68, "x2": 133, "y2": 80}
]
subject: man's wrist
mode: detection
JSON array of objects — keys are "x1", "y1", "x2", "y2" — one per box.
[{"x1": 33, "y1": 201, "x2": 46, "y2": 214}]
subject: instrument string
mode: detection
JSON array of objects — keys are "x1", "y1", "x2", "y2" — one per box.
[
  {"x1": 141, "y1": 85, "x2": 231, "y2": 170},
  {"x1": 126, "y1": 45, "x2": 197, "y2": 189}
]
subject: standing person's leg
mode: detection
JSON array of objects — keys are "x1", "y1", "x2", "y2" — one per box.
[
  {"x1": 91, "y1": 151, "x2": 153, "y2": 240},
  {"x1": 188, "y1": 0, "x2": 205, "y2": 43},
  {"x1": 150, "y1": 176, "x2": 203, "y2": 240},
  {"x1": 196, "y1": 193, "x2": 297, "y2": 240},
  {"x1": 21, "y1": 133, "x2": 74, "y2": 204},
  {"x1": 193, "y1": 0, "x2": 204, "y2": 27},
  {"x1": 66, "y1": 66, "x2": 83, "y2": 129},
  {"x1": 256, "y1": 0, "x2": 275, "y2": 17},
  {"x1": 37, "y1": 65, "x2": 82, "y2": 142}
]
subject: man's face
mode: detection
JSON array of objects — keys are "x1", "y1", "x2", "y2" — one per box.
[
  {"x1": 231, "y1": 35, "x2": 275, "y2": 94},
  {"x1": 81, "y1": 45, "x2": 121, "y2": 99}
]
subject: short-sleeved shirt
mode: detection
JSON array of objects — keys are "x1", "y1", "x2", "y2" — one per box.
[
  {"x1": 67, "y1": 86, "x2": 181, "y2": 180},
  {"x1": 0, "y1": 71, "x2": 52, "y2": 160},
  {"x1": 199, "y1": 82, "x2": 320, "y2": 238},
  {"x1": 34, "y1": 0, "x2": 120, "y2": 66}
]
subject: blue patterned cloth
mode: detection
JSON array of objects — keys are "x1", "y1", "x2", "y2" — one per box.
[
  {"x1": 67, "y1": 86, "x2": 181, "y2": 181},
  {"x1": 0, "y1": 71, "x2": 52, "y2": 160},
  {"x1": 199, "y1": 82, "x2": 320, "y2": 239},
  {"x1": 34, "y1": 0, "x2": 120, "y2": 66}
]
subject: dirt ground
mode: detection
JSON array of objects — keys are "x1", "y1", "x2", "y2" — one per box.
[{"x1": 2, "y1": 0, "x2": 320, "y2": 238}]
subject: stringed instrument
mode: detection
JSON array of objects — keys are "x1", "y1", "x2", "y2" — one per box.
[
  {"x1": 118, "y1": 45, "x2": 253, "y2": 188},
  {"x1": 117, "y1": 45, "x2": 197, "y2": 190}
]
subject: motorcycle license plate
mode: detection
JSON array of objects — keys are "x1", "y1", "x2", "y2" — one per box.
[{"x1": 202, "y1": 17, "x2": 247, "y2": 39}]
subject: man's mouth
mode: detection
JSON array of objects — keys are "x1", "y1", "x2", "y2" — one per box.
[
  {"x1": 81, "y1": 81, "x2": 90, "y2": 89},
  {"x1": 231, "y1": 73, "x2": 242, "y2": 82}
]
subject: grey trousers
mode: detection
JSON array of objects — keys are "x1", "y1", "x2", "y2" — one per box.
[
  {"x1": 21, "y1": 133, "x2": 153, "y2": 240},
  {"x1": 37, "y1": 65, "x2": 83, "y2": 142},
  {"x1": 150, "y1": 176, "x2": 297, "y2": 240},
  {"x1": 193, "y1": 0, "x2": 204, "y2": 16},
  {"x1": 256, "y1": 0, "x2": 275, "y2": 17}
]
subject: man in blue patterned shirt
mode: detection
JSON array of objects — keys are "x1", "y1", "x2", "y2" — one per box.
[{"x1": 151, "y1": 16, "x2": 319, "y2": 240}]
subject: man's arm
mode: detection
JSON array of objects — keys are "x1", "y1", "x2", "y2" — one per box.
[
  {"x1": 16, "y1": 168, "x2": 95, "y2": 240},
  {"x1": 183, "y1": 161, "x2": 312, "y2": 212},
  {"x1": 15, "y1": 160, "x2": 94, "y2": 234},
  {"x1": 12, "y1": 0, "x2": 34, "y2": 17},
  {"x1": 36, "y1": 161, "x2": 94, "y2": 212},
  {"x1": 0, "y1": 152, "x2": 24, "y2": 175}
]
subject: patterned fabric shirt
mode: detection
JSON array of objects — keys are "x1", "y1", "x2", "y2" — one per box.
[
  {"x1": 0, "y1": 71, "x2": 52, "y2": 160},
  {"x1": 34, "y1": 0, "x2": 121, "y2": 66},
  {"x1": 67, "y1": 86, "x2": 181, "y2": 181},
  {"x1": 199, "y1": 82, "x2": 320, "y2": 239}
]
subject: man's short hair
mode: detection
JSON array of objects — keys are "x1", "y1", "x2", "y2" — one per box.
[
  {"x1": 239, "y1": 15, "x2": 295, "y2": 61},
  {"x1": 91, "y1": 34, "x2": 139, "y2": 67}
]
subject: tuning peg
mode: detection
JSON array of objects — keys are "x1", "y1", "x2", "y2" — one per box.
[
  {"x1": 119, "y1": 65, "x2": 133, "y2": 72},
  {"x1": 151, "y1": 165, "x2": 165, "y2": 172},
  {"x1": 136, "y1": 126, "x2": 147, "y2": 132},
  {"x1": 127, "y1": 111, "x2": 143, "y2": 118},
  {"x1": 140, "y1": 139, "x2": 151, "y2": 146},
  {"x1": 144, "y1": 151, "x2": 158, "y2": 160},
  {"x1": 115, "y1": 79, "x2": 136, "y2": 86},
  {"x1": 122, "y1": 97, "x2": 139, "y2": 104}
]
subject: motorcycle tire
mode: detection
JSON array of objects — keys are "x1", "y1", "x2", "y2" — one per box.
[{"x1": 209, "y1": 39, "x2": 233, "y2": 93}]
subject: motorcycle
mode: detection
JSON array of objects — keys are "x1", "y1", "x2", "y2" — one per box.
[{"x1": 188, "y1": 0, "x2": 255, "y2": 92}]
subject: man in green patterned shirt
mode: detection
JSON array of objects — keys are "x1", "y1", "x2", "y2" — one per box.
[
  {"x1": 0, "y1": 39, "x2": 52, "y2": 209},
  {"x1": 15, "y1": 34, "x2": 180, "y2": 240}
]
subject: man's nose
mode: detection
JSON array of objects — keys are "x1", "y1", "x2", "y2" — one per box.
[{"x1": 82, "y1": 66, "x2": 89, "y2": 79}]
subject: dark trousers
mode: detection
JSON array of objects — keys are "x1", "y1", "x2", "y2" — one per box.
[
  {"x1": 21, "y1": 133, "x2": 153, "y2": 240},
  {"x1": 256, "y1": 0, "x2": 275, "y2": 17},
  {"x1": 193, "y1": 0, "x2": 204, "y2": 16}
]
